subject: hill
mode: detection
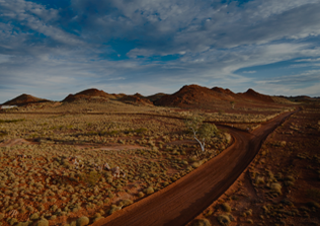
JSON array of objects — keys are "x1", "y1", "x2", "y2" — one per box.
[
  {"x1": 211, "y1": 87, "x2": 235, "y2": 96},
  {"x1": 146, "y1": 93, "x2": 167, "y2": 103},
  {"x1": 119, "y1": 93, "x2": 153, "y2": 106},
  {"x1": 238, "y1": 88, "x2": 275, "y2": 103},
  {"x1": 62, "y1": 88, "x2": 114, "y2": 103},
  {"x1": 154, "y1": 84, "x2": 234, "y2": 108},
  {"x1": 1, "y1": 94, "x2": 52, "y2": 106}
]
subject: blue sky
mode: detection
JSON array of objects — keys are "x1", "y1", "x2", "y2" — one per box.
[{"x1": 1, "y1": 0, "x2": 320, "y2": 103}]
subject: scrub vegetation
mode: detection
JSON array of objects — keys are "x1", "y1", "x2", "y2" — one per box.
[
  {"x1": 0, "y1": 103, "x2": 235, "y2": 225},
  {"x1": 0, "y1": 96, "x2": 294, "y2": 225}
]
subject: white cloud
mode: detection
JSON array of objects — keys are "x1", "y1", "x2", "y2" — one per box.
[
  {"x1": 0, "y1": 54, "x2": 11, "y2": 63},
  {"x1": 295, "y1": 58, "x2": 320, "y2": 62}
]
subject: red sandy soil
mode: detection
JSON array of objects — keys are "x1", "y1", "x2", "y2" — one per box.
[
  {"x1": 92, "y1": 110, "x2": 295, "y2": 226},
  {"x1": 1, "y1": 94, "x2": 52, "y2": 106}
]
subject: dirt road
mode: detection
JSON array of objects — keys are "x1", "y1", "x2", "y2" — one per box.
[{"x1": 92, "y1": 110, "x2": 295, "y2": 226}]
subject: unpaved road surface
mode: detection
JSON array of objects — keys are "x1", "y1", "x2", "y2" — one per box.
[{"x1": 93, "y1": 110, "x2": 295, "y2": 226}]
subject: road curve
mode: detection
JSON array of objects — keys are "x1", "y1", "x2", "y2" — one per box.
[{"x1": 93, "y1": 110, "x2": 295, "y2": 226}]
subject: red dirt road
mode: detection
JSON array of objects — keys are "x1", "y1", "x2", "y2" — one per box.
[{"x1": 93, "y1": 110, "x2": 296, "y2": 226}]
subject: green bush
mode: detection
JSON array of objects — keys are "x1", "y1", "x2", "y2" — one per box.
[
  {"x1": 7, "y1": 218, "x2": 18, "y2": 226},
  {"x1": 270, "y1": 183, "x2": 282, "y2": 195},
  {"x1": 16, "y1": 221, "x2": 32, "y2": 226},
  {"x1": 138, "y1": 191, "x2": 145, "y2": 198},
  {"x1": 307, "y1": 201, "x2": 320, "y2": 208},
  {"x1": 145, "y1": 186, "x2": 154, "y2": 195},
  {"x1": 192, "y1": 161, "x2": 201, "y2": 168},
  {"x1": 221, "y1": 203, "x2": 232, "y2": 212},
  {"x1": 119, "y1": 199, "x2": 133, "y2": 207},
  {"x1": 109, "y1": 206, "x2": 122, "y2": 215},
  {"x1": 79, "y1": 171, "x2": 101, "y2": 187},
  {"x1": 30, "y1": 213, "x2": 40, "y2": 220},
  {"x1": 34, "y1": 219, "x2": 49, "y2": 226},
  {"x1": 49, "y1": 215, "x2": 57, "y2": 220},
  {"x1": 217, "y1": 214, "x2": 231, "y2": 226},
  {"x1": 76, "y1": 216, "x2": 89, "y2": 226},
  {"x1": 245, "y1": 209, "x2": 252, "y2": 216},
  {"x1": 0, "y1": 119, "x2": 25, "y2": 123},
  {"x1": 247, "y1": 219, "x2": 253, "y2": 224}
]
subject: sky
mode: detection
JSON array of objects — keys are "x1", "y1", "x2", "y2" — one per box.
[{"x1": 1, "y1": 0, "x2": 320, "y2": 103}]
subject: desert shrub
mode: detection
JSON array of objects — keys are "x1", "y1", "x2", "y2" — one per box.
[
  {"x1": 255, "y1": 176, "x2": 265, "y2": 185},
  {"x1": 80, "y1": 170, "x2": 101, "y2": 187},
  {"x1": 247, "y1": 219, "x2": 253, "y2": 224},
  {"x1": 49, "y1": 215, "x2": 57, "y2": 220},
  {"x1": 221, "y1": 203, "x2": 232, "y2": 212},
  {"x1": 50, "y1": 204, "x2": 58, "y2": 212},
  {"x1": 192, "y1": 218, "x2": 211, "y2": 226},
  {"x1": 138, "y1": 191, "x2": 145, "y2": 198},
  {"x1": 217, "y1": 214, "x2": 231, "y2": 226},
  {"x1": 119, "y1": 199, "x2": 133, "y2": 207},
  {"x1": 307, "y1": 201, "x2": 320, "y2": 208},
  {"x1": 280, "y1": 141, "x2": 286, "y2": 147},
  {"x1": 134, "y1": 128, "x2": 148, "y2": 134},
  {"x1": 34, "y1": 219, "x2": 49, "y2": 226},
  {"x1": 270, "y1": 183, "x2": 282, "y2": 195},
  {"x1": 245, "y1": 209, "x2": 252, "y2": 216},
  {"x1": 7, "y1": 218, "x2": 18, "y2": 225},
  {"x1": 192, "y1": 161, "x2": 201, "y2": 168},
  {"x1": 0, "y1": 131, "x2": 8, "y2": 137},
  {"x1": 16, "y1": 221, "x2": 32, "y2": 226},
  {"x1": 30, "y1": 213, "x2": 40, "y2": 220},
  {"x1": 109, "y1": 206, "x2": 122, "y2": 215},
  {"x1": 26, "y1": 206, "x2": 34, "y2": 212},
  {"x1": 145, "y1": 186, "x2": 154, "y2": 195},
  {"x1": 76, "y1": 216, "x2": 89, "y2": 226},
  {"x1": 204, "y1": 209, "x2": 213, "y2": 217},
  {"x1": 0, "y1": 119, "x2": 25, "y2": 123}
]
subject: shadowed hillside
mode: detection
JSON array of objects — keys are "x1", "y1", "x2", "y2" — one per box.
[
  {"x1": 62, "y1": 88, "x2": 114, "y2": 103},
  {"x1": 1, "y1": 94, "x2": 52, "y2": 106},
  {"x1": 119, "y1": 93, "x2": 153, "y2": 106},
  {"x1": 154, "y1": 84, "x2": 235, "y2": 108},
  {"x1": 238, "y1": 88, "x2": 275, "y2": 103}
]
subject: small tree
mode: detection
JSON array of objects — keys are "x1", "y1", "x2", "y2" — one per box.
[
  {"x1": 185, "y1": 114, "x2": 218, "y2": 152},
  {"x1": 230, "y1": 101, "x2": 235, "y2": 109}
]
